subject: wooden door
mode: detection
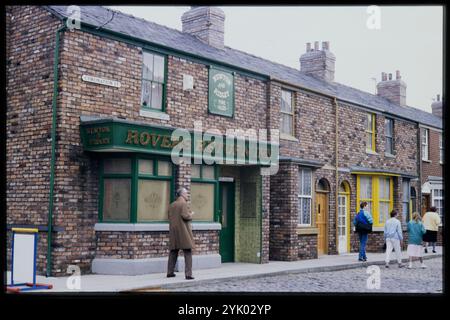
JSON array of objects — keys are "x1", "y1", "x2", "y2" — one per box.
[
  {"x1": 337, "y1": 194, "x2": 349, "y2": 254},
  {"x1": 316, "y1": 193, "x2": 328, "y2": 255},
  {"x1": 219, "y1": 182, "x2": 235, "y2": 262},
  {"x1": 421, "y1": 194, "x2": 430, "y2": 216}
]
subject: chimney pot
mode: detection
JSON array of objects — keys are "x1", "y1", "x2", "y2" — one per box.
[
  {"x1": 377, "y1": 71, "x2": 407, "y2": 106},
  {"x1": 306, "y1": 42, "x2": 311, "y2": 52},
  {"x1": 314, "y1": 41, "x2": 319, "y2": 50},
  {"x1": 437, "y1": 94, "x2": 440, "y2": 102},
  {"x1": 322, "y1": 41, "x2": 329, "y2": 51}
]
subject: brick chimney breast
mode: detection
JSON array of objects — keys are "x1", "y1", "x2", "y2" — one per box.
[
  {"x1": 431, "y1": 94, "x2": 443, "y2": 117},
  {"x1": 299, "y1": 41, "x2": 336, "y2": 82},
  {"x1": 376, "y1": 70, "x2": 407, "y2": 106},
  {"x1": 181, "y1": 6, "x2": 225, "y2": 49}
]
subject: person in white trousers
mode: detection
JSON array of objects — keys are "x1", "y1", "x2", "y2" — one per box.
[{"x1": 384, "y1": 209, "x2": 404, "y2": 268}]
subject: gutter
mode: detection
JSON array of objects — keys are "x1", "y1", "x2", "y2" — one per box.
[
  {"x1": 47, "y1": 24, "x2": 66, "y2": 277},
  {"x1": 334, "y1": 98, "x2": 339, "y2": 255}
]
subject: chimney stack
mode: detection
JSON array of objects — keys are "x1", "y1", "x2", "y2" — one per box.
[
  {"x1": 376, "y1": 70, "x2": 407, "y2": 106},
  {"x1": 431, "y1": 94, "x2": 443, "y2": 117},
  {"x1": 300, "y1": 40, "x2": 336, "y2": 82},
  {"x1": 181, "y1": 6, "x2": 225, "y2": 49}
]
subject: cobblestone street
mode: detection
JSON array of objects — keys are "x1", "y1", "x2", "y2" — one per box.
[{"x1": 172, "y1": 257, "x2": 443, "y2": 293}]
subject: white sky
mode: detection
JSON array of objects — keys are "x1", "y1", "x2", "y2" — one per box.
[{"x1": 109, "y1": 6, "x2": 443, "y2": 113}]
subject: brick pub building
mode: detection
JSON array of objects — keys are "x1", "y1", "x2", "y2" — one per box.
[{"x1": 6, "y1": 6, "x2": 443, "y2": 276}]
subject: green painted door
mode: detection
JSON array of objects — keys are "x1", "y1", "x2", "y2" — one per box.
[{"x1": 219, "y1": 182, "x2": 235, "y2": 262}]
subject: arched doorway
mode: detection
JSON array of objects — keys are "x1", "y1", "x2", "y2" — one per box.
[
  {"x1": 338, "y1": 181, "x2": 351, "y2": 254},
  {"x1": 315, "y1": 178, "x2": 330, "y2": 255}
]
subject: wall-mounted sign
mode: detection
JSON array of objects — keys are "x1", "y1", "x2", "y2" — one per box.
[
  {"x1": 208, "y1": 67, "x2": 234, "y2": 117},
  {"x1": 82, "y1": 75, "x2": 121, "y2": 88}
]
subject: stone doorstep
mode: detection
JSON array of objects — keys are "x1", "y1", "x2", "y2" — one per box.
[
  {"x1": 92, "y1": 254, "x2": 221, "y2": 276},
  {"x1": 128, "y1": 254, "x2": 443, "y2": 292}
]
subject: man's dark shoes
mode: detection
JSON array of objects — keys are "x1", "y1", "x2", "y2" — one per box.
[
  {"x1": 424, "y1": 248, "x2": 428, "y2": 253},
  {"x1": 167, "y1": 273, "x2": 176, "y2": 278},
  {"x1": 432, "y1": 249, "x2": 436, "y2": 253},
  {"x1": 185, "y1": 276, "x2": 195, "y2": 280}
]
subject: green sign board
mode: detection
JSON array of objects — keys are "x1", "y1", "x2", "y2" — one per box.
[
  {"x1": 80, "y1": 119, "x2": 277, "y2": 165},
  {"x1": 208, "y1": 67, "x2": 234, "y2": 117}
]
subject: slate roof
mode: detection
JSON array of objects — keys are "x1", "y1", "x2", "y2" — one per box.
[{"x1": 45, "y1": 5, "x2": 443, "y2": 129}]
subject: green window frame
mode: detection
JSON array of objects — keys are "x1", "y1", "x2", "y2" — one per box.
[
  {"x1": 190, "y1": 164, "x2": 219, "y2": 222},
  {"x1": 99, "y1": 154, "x2": 174, "y2": 223},
  {"x1": 141, "y1": 50, "x2": 167, "y2": 112}
]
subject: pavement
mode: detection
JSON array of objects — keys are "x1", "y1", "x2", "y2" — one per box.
[{"x1": 5, "y1": 246, "x2": 443, "y2": 293}]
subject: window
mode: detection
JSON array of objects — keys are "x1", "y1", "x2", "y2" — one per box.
[
  {"x1": 432, "y1": 188, "x2": 444, "y2": 225},
  {"x1": 440, "y1": 133, "x2": 444, "y2": 163},
  {"x1": 378, "y1": 177, "x2": 391, "y2": 225},
  {"x1": 365, "y1": 113, "x2": 376, "y2": 152},
  {"x1": 100, "y1": 156, "x2": 173, "y2": 223},
  {"x1": 422, "y1": 129, "x2": 429, "y2": 161},
  {"x1": 357, "y1": 175, "x2": 394, "y2": 227},
  {"x1": 385, "y1": 118, "x2": 394, "y2": 154},
  {"x1": 359, "y1": 176, "x2": 373, "y2": 215},
  {"x1": 141, "y1": 51, "x2": 166, "y2": 111},
  {"x1": 191, "y1": 164, "x2": 217, "y2": 221},
  {"x1": 402, "y1": 179, "x2": 411, "y2": 224},
  {"x1": 281, "y1": 90, "x2": 294, "y2": 136},
  {"x1": 298, "y1": 168, "x2": 312, "y2": 225}
]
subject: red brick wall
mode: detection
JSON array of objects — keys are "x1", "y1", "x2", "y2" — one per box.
[
  {"x1": 6, "y1": 6, "x2": 63, "y2": 274},
  {"x1": 421, "y1": 128, "x2": 443, "y2": 185}
]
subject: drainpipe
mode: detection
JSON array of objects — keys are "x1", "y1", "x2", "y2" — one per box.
[
  {"x1": 334, "y1": 97, "x2": 339, "y2": 254},
  {"x1": 47, "y1": 25, "x2": 66, "y2": 277}
]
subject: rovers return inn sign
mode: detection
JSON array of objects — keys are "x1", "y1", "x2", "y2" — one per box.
[
  {"x1": 208, "y1": 67, "x2": 235, "y2": 117},
  {"x1": 80, "y1": 118, "x2": 275, "y2": 164}
]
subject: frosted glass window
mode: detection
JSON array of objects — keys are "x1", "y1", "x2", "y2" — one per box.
[
  {"x1": 103, "y1": 179, "x2": 131, "y2": 221},
  {"x1": 139, "y1": 159, "x2": 154, "y2": 175},
  {"x1": 191, "y1": 182, "x2": 214, "y2": 221},
  {"x1": 157, "y1": 161, "x2": 172, "y2": 176},
  {"x1": 103, "y1": 158, "x2": 131, "y2": 174},
  {"x1": 137, "y1": 180, "x2": 171, "y2": 221}
]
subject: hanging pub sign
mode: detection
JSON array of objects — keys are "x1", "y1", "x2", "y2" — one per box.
[{"x1": 208, "y1": 67, "x2": 235, "y2": 117}]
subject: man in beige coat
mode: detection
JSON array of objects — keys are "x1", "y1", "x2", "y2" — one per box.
[{"x1": 167, "y1": 187, "x2": 195, "y2": 280}]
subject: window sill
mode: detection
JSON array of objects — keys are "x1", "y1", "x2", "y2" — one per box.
[
  {"x1": 384, "y1": 153, "x2": 395, "y2": 158},
  {"x1": 372, "y1": 226, "x2": 384, "y2": 232},
  {"x1": 280, "y1": 133, "x2": 298, "y2": 142},
  {"x1": 140, "y1": 109, "x2": 170, "y2": 120},
  {"x1": 366, "y1": 149, "x2": 378, "y2": 155},
  {"x1": 297, "y1": 227, "x2": 319, "y2": 235},
  {"x1": 94, "y1": 222, "x2": 221, "y2": 232},
  {"x1": 422, "y1": 159, "x2": 432, "y2": 163}
]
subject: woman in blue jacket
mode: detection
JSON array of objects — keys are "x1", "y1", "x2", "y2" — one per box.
[
  {"x1": 407, "y1": 212, "x2": 427, "y2": 269},
  {"x1": 354, "y1": 202, "x2": 373, "y2": 261}
]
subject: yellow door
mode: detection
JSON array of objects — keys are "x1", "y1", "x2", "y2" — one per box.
[{"x1": 316, "y1": 193, "x2": 328, "y2": 255}]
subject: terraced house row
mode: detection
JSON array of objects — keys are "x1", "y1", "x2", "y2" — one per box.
[{"x1": 6, "y1": 6, "x2": 443, "y2": 276}]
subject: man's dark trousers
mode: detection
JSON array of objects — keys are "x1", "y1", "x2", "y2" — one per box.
[{"x1": 167, "y1": 249, "x2": 192, "y2": 277}]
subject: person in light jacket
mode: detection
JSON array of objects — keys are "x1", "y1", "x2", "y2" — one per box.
[
  {"x1": 167, "y1": 187, "x2": 195, "y2": 280},
  {"x1": 407, "y1": 212, "x2": 427, "y2": 269},
  {"x1": 422, "y1": 206, "x2": 441, "y2": 254},
  {"x1": 354, "y1": 202, "x2": 373, "y2": 262},
  {"x1": 384, "y1": 209, "x2": 404, "y2": 268}
]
